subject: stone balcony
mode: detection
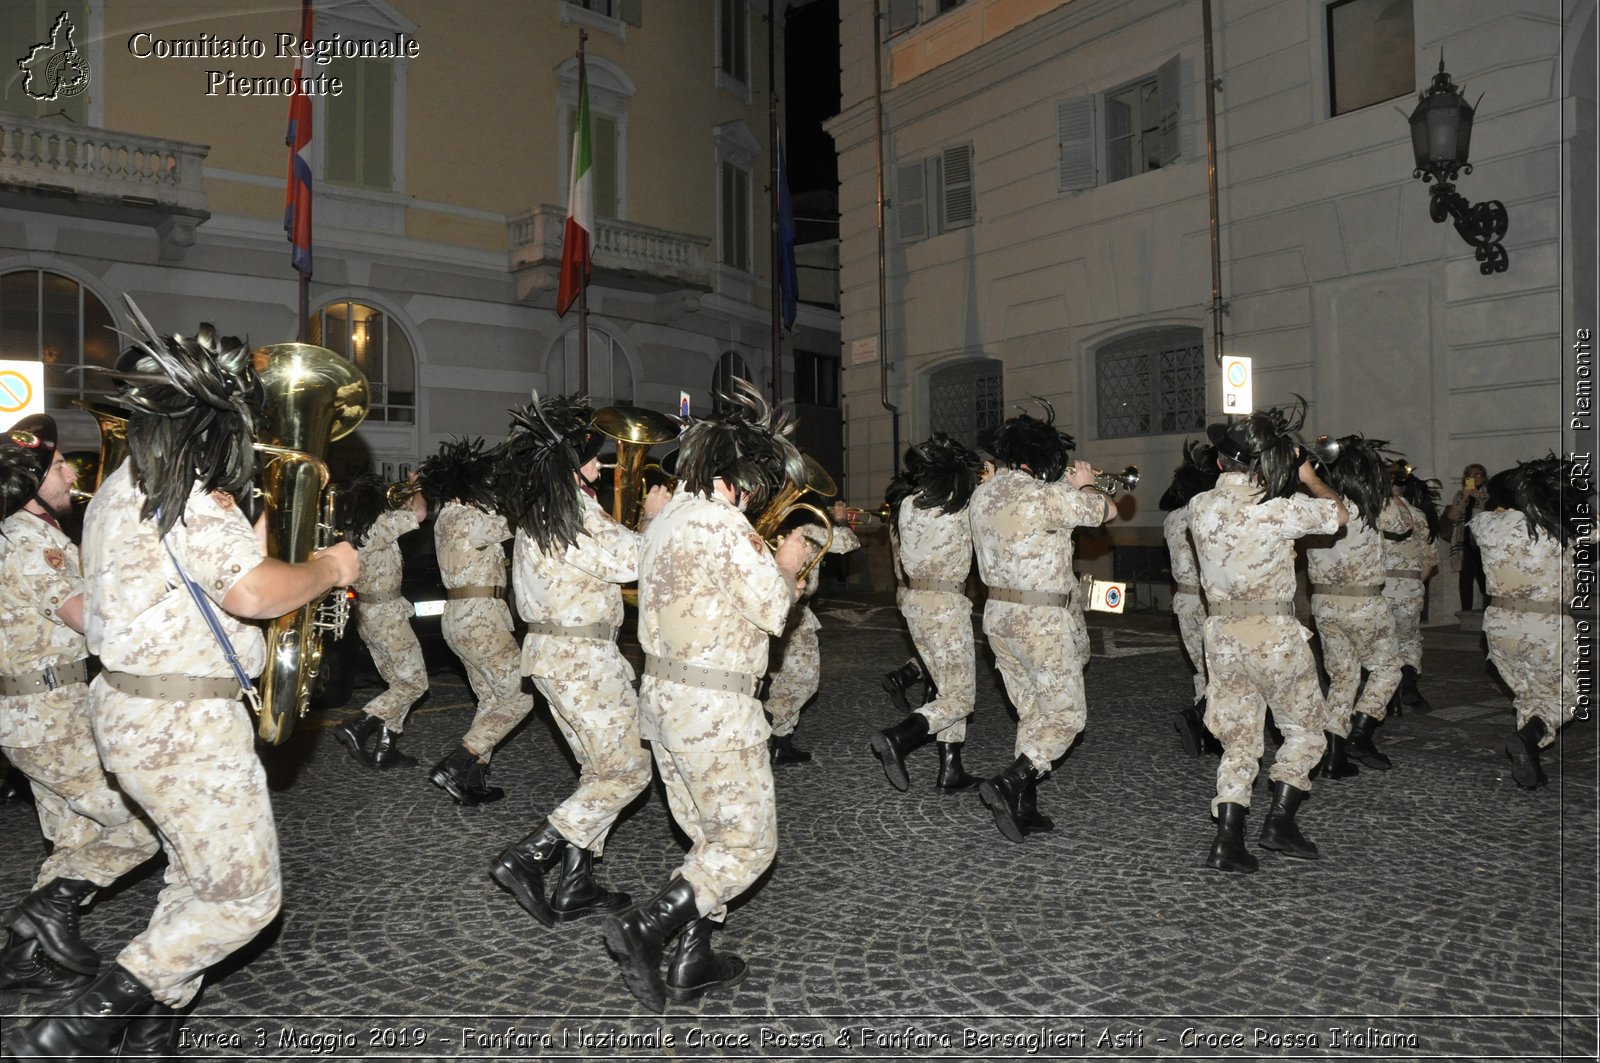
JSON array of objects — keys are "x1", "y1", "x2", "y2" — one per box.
[
  {"x1": 509, "y1": 204, "x2": 712, "y2": 304},
  {"x1": 0, "y1": 114, "x2": 210, "y2": 261}
]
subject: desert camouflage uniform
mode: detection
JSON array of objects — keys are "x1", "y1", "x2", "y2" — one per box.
[
  {"x1": 1163, "y1": 505, "x2": 1208, "y2": 705},
  {"x1": 968, "y1": 468, "x2": 1113, "y2": 771},
  {"x1": 1189, "y1": 471, "x2": 1341, "y2": 813},
  {"x1": 764, "y1": 522, "x2": 861, "y2": 738},
  {"x1": 1472, "y1": 509, "x2": 1578, "y2": 744},
  {"x1": 353, "y1": 506, "x2": 427, "y2": 731},
  {"x1": 82, "y1": 464, "x2": 274, "y2": 1008},
  {"x1": 515, "y1": 492, "x2": 651, "y2": 854},
  {"x1": 1, "y1": 509, "x2": 158, "y2": 889},
  {"x1": 891, "y1": 496, "x2": 976, "y2": 742},
  {"x1": 636, "y1": 488, "x2": 793, "y2": 920},
  {"x1": 435, "y1": 501, "x2": 530, "y2": 761},
  {"x1": 1382, "y1": 502, "x2": 1431, "y2": 672},
  {"x1": 1307, "y1": 500, "x2": 1411, "y2": 733}
]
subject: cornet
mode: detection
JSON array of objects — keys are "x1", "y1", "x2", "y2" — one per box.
[
  {"x1": 844, "y1": 503, "x2": 892, "y2": 528},
  {"x1": 385, "y1": 480, "x2": 422, "y2": 508},
  {"x1": 1090, "y1": 464, "x2": 1140, "y2": 497}
]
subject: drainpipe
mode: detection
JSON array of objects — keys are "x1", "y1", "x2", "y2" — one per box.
[
  {"x1": 872, "y1": 0, "x2": 901, "y2": 473},
  {"x1": 1203, "y1": 0, "x2": 1226, "y2": 368}
]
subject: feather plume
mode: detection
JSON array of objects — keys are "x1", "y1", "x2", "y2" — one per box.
[
  {"x1": 1319, "y1": 434, "x2": 1395, "y2": 531},
  {"x1": 677, "y1": 377, "x2": 804, "y2": 515},
  {"x1": 497, "y1": 392, "x2": 596, "y2": 552},
  {"x1": 417, "y1": 437, "x2": 500, "y2": 512}
]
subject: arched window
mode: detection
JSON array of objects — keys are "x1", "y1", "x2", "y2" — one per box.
[
  {"x1": 547, "y1": 327, "x2": 633, "y2": 407},
  {"x1": 1094, "y1": 325, "x2": 1205, "y2": 438},
  {"x1": 310, "y1": 300, "x2": 416, "y2": 423},
  {"x1": 928, "y1": 357, "x2": 1003, "y2": 451},
  {"x1": 712, "y1": 350, "x2": 751, "y2": 412},
  {"x1": 0, "y1": 269, "x2": 118, "y2": 410}
]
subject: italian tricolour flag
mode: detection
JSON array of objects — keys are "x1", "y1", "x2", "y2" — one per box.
[{"x1": 556, "y1": 76, "x2": 593, "y2": 317}]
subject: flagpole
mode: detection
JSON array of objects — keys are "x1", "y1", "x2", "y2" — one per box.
[
  {"x1": 575, "y1": 29, "x2": 589, "y2": 396},
  {"x1": 298, "y1": 274, "x2": 309, "y2": 343},
  {"x1": 767, "y1": 0, "x2": 780, "y2": 403}
]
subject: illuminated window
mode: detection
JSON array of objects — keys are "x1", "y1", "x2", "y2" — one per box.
[
  {"x1": 311, "y1": 300, "x2": 416, "y2": 424},
  {"x1": 0, "y1": 269, "x2": 117, "y2": 409}
]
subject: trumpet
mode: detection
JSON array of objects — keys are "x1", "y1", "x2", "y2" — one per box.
[
  {"x1": 1090, "y1": 464, "x2": 1140, "y2": 496},
  {"x1": 751, "y1": 454, "x2": 835, "y2": 587},
  {"x1": 1303, "y1": 435, "x2": 1341, "y2": 467},
  {"x1": 844, "y1": 503, "x2": 891, "y2": 528},
  {"x1": 385, "y1": 480, "x2": 422, "y2": 508},
  {"x1": 1389, "y1": 459, "x2": 1415, "y2": 484}
]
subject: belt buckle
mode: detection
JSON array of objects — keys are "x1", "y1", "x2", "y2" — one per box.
[{"x1": 42, "y1": 666, "x2": 58, "y2": 691}]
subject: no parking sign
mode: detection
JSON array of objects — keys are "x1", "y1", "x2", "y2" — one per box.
[
  {"x1": 0, "y1": 360, "x2": 45, "y2": 431},
  {"x1": 1083, "y1": 578, "x2": 1127, "y2": 614},
  {"x1": 1222, "y1": 356, "x2": 1252, "y2": 415}
]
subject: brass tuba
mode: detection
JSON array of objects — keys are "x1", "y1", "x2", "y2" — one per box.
[
  {"x1": 751, "y1": 454, "x2": 836, "y2": 586},
  {"x1": 69, "y1": 400, "x2": 134, "y2": 498},
  {"x1": 591, "y1": 404, "x2": 680, "y2": 529},
  {"x1": 252, "y1": 343, "x2": 370, "y2": 745}
]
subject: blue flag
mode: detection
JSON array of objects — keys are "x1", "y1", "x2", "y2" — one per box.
[{"x1": 777, "y1": 130, "x2": 798, "y2": 331}]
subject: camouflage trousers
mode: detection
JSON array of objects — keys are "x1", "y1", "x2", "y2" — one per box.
[
  {"x1": 1, "y1": 687, "x2": 158, "y2": 890},
  {"x1": 1311, "y1": 594, "x2": 1403, "y2": 732},
  {"x1": 530, "y1": 642, "x2": 652, "y2": 856},
  {"x1": 1484, "y1": 608, "x2": 1575, "y2": 744},
  {"x1": 92, "y1": 684, "x2": 281, "y2": 1008},
  {"x1": 1383, "y1": 578, "x2": 1426, "y2": 671},
  {"x1": 765, "y1": 613, "x2": 819, "y2": 738},
  {"x1": 356, "y1": 598, "x2": 429, "y2": 730},
  {"x1": 651, "y1": 742, "x2": 777, "y2": 922},
  {"x1": 983, "y1": 600, "x2": 1089, "y2": 771},
  {"x1": 1203, "y1": 616, "x2": 1327, "y2": 813},
  {"x1": 445, "y1": 599, "x2": 533, "y2": 762},
  {"x1": 898, "y1": 588, "x2": 975, "y2": 742},
  {"x1": 1172, "y1": 590, "x2": 1208, "y2": 705}
]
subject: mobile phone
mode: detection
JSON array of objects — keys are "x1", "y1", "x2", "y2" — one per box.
[{"x1": 1464, "y1": 476, "x2": 1477, "y2": 490}]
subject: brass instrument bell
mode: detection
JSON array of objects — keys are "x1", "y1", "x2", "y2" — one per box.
[
  {"x1": 1389, "y1": 458, "x2": 1414, "y2": 484},
  {"x1": 752, "y1": 454, "x2": 836, "y2": 586},
  {"x1": 591, "y1": 404, "x2": 680, "y2": 530},
  {"x1": 1091, "y1": 464, "x2": 1140, "y2": 497}
]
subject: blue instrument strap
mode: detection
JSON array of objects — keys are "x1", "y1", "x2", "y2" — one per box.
[{"x1": 159, "y1": 528, "x2": 259, "y2": 710}]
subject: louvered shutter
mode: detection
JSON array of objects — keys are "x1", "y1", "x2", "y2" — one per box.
[
  {"x1": 1155, "y1": 54, "x2": 1182, "y2": 167},
  {"x1": 940, "y1": 144, "x2": 974, "y2": 229},
  {"x1": 895, "y1": 160, "x2": 927, "y2": 243},
  {"x1": 1057, "y1": 96, "x2": 1096, "y2": 191}
]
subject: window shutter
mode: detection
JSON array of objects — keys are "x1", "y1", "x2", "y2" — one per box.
[
  {"x1": 593, "y1": 113, "x2": 618, "y2": 218},
  {"x1": 619, "y1": 0, "x2": 642, "y2": 26},
  {"x1": 940, "y1": 143, "x2": 974, "y2": 229},
  {"x1": 887, "y1": 0, "x2": 920, "y2": 36},
  {"x1": 362, "y1": 59, "x2": 394, "y2": 190},
  {"x1": 1057, "y1": 96, "x2": 1096, "y2": 191},
  {"x1": 895, "y1": 160, "x2": 926, "y2": 243},
  {"x1": 1155, "y1": 53, "x2": 1182, "y2": 167}
]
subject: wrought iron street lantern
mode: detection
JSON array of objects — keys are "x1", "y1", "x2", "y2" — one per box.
[{"x1": 1408, "y1": 56, "x2": 1509, "y2": 274}]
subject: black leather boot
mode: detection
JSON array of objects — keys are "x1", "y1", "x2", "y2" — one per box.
[
  {"x1": 1505, "y1": 718, "x2": 1548, "y2": 789},
  {"x1": 869, "y1": 712, "x2": 931, "y2": 792},
  {"x1": 429, "y1": 746, "x2": 505, "y2": 805},
  {"x1": 768, "y1": 733, "x2": 812, "y2": 765},
  {"x1": 1016, "y1": 771, "x2": 1054, "y2": 832},
  {"x1": 370, "y1": 725, "x2": 417, "y2": 769},
  {"x1": 1, "y1": 962, "x2": 154, "y2": 1060},
  {"x1": 880, "y1": 659, "x2": 923, "y2": 715},
  {"x1": 1203, "y1": 803, "x2": 1259, "y2": 873},
  {"x1": 1257, "y1": 781, "x2": 1320, "y2": 859},
  {"x1": 7, "y1": 877, "x2": 100, "y2": 975},
  {"x1": 489, "y1": 821, "x2": 566, "y2": 927},
  {"x1": 1, "y1": 763, "x2": 33, "y2": 804},
  {"x1": 1385, "y1": 684, "x2": 1402, "y2": 719},
  {"x1": 550, "y1": 845, "x2": 631, "y2": 923},
  {"x1": 332, "y1": 713, "x2": 380, "y2": 766},
  {"x1": 1347, "y1": 712, "x2": 1392, "y2": 771},
  {"x1": 978, "y1": 755, "x2": 1040, "y2": 844},
  {"x1": 0, "y1": 935, "x2": 92, "y2": 997},
  {"x1": 1399, "y1": 665, "x2": 1432, "y2": 714},
  {"x1": 120, "y1": 998, "x2": 190, "y2": 1059},
  {"x1": 934, "y1": 741, "x2": 980, "y2": 793},
  {"x1": 1174, "y1": 704, "x2": 1206, "y2": 757},
  {"x1": 1311, "y1": 732, "x2": 1360, "y2": 780},
  {"x1": 600, "y1": 878, "x2": 700, "y2": 1013},
  {"x1": 665, "y1": 918, "x2": 747, "y2": 1004}
]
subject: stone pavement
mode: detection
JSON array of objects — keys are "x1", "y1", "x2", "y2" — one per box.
[{"x1": 2, "y1": 594, "x2": 1595, "y2": 1061}]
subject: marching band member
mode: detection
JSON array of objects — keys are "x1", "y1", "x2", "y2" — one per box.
[
  {"x1": 1383, "y1": 465, "x2": 1441, "y2": 715},
  {"x1": 870, "y1": 434, "x2": 985, "y2": 793},
  {"x1": 332, "y1": 472, "x2": 430, "y2": 769},
  {"x1": 1305, "y1": 436, "x2": 1413, "y2": 775},
  {"x1": 490, "y1": 395, "x2": 666, "y2": 928},
  {"x1": 1475, "y1": 458, "x2": 1587, "y2": 788},
  {"x1": 1190, "y1": 407, "x2": 1345, "y2": 873},
  {"x1": 5, "y1": 308, "x2": 359, "y2": 1060},
  {"x1": 601, "y1": 379, "x2": 807, "y2": 1011},
  {"x1": 419, "y1": 438, "x2": 531, "y2": 806},
  {"x1": 0, "y1": 417, "x2": 158, "y2": 1000},
  {"x1": 762, "y1": 500, "x2": 861, "y2": 765},
  {"x1": 968, "y1": 402, "x2": 1114, "y2": 843},
  {"x1": 1160, "y1": 440, "x2": 1221, "y2": 757}
]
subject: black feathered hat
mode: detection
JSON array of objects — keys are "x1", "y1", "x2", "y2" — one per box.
[
  {"x1": 497, "y1": 392, "x2": 601, "y2": 552},
  {"x1": 677, "y1": 377, "x2": 804, "y2": 515},
  {"x1": 903, "y1": 433, "x2": 982, "y2": 515},
  {"x1": 334, "y1": 472, "x2": 390, "y2": 547},
  {"x1": 1, "y1": 438, "x2": 45, "y2": 522},
  {"x1": 416, "y1": 437, "x2": 500, "y2": 512},
  {"x1": 1204, "y1": 398, "x2": 1308, "y2": 502},
  {"x1": 1391, "y1": 460, "x2": 1442, "y2": 542},
  {"x1": 988, "y1": 398, "x2": 1075, "y2": 483},
  {"x1": 1504, "y1": 454, "x2": 1583, "y2": 546},
  {"x1": 1318, "y1": 434, "x2": 1393, "y2": 531},
  {"x1": 1159, "y1": 438, "x2": 1220, "y2": 511}
]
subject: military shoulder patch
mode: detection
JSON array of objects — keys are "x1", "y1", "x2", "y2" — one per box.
[
  {"x1": 748, "y1": 532, "x2": 767, "y2": 555},
  {"x1": 210, "y1": 491, "x2": 235, "y2": 510},
  {"x1": 42, "y1": 547, "x2": 65, "y2": 571}
]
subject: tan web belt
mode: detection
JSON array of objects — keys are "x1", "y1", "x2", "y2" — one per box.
[
  {"x1": 643, "y1": 654, "x2": 761, "y2": 697},
  {"x1": 987, "y1": 586, "x2": 1072, "y2": 608},
  {"x1": 0, "y1": 658, "x2": 89, "y2": 696},
  {"x1": 1208, "y1": 600, "x2": 1295, "y2": 618},
  {"x1": 1488, "y1": 596, "x2": 1571, "y2": 616},
  {"x1": 1385, "y1": 570, "x2": 1422, "y2": 581},
  {"x1": 525, "y1": 620, "x2": 616, "y2": 641},
  {"x1": 358, "y1": 588, "x2": 403, "y2": 605},
  {"x1": 1174, "y1": 583, "x2": 1201, "y2": 597},
  {"x1": 446, "y1": 585, "x2": 505, "y2": 601},
  {"x1": 100, "y1": 670, "x2": 242, "y2": 702},
  {"x1": 1311, "y1": 583, "x2": 1385, "y2": 597},
  {"x1": 902, "y1": 577, "x2": 966, "y2": 595}
]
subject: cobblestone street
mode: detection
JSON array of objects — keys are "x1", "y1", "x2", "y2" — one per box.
[{"x1": 2, "y1": 594, "x2": 1595, "y2": 1060}]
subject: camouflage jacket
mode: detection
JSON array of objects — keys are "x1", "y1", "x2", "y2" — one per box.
[
  {"x1": 969, "y1": 468, "x2": 1112, "y2": 594},
  {"x1": 1189, "y1": 472, "x2": 1341, "y2": 603},
  {"x1": 0, "y1": 509, "x2": 86, "y2": 675}
]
